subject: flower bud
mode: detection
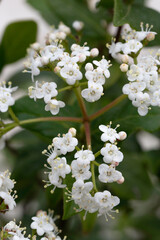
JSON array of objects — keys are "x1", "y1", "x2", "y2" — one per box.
[
  {"x1": 120, "y1": 63, "x2": 128, "y2": 72},
  {"x1": 117, "y1": 176, "x2": 125, "y2": 184},
  {"x1": 121, "y1": 54, "x2": 129, "y2": 63},
  {"x1": 79, "y1": 53, "x2": 86, "y2": 62},
  {"x1": 118, "y1": 131, "x2": 127, "y2": 140},
  {"x1": 90, "y1": 48, "x2": 99, "y2": 57},
  {"x1": 85, "y1": 63, "x2": 93, "y2": 71},
  {"x1": 31, "y1": 42, "x2": 41, "y2": 51},
  {"x1": 56, "y1": 32, "x2": 66, "y2": 40},
  {"x1": 41, "y1": 56, "x2": 49, "y2": 65},
  {"x1": 146, "y1": 32, "x2": 155, "y2": 41},
  {"x1": 68, "y1": 128, "x2": 77, "y2": 137},
  {"x1": 72, "y1": 21, "x2": 84, "y2": 31},
  {"x1": 54, "y1": 66, "x2": 61, "y2": 73}
]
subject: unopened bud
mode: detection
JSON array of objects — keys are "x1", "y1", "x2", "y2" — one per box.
[
  {"x1": 118, "y1": 131, "x2": 127, "y2": 140},
  {"x1": 68, "y1": 128, "x2": 77, "y2": 137},
  {"x1": 90, "y1": 48, "x2": 99, "y2": 57},
  {"x1": 146, "y1": 32, "x2": 155, "y2": 41},
  {"x1": 56, "y1": 31, "x2": 66, "y2": 40},
  {"x1": 31, "y1": 42, "x2": 41, "y2": 51},
  {"x1": 85, "y1": 63, "x2": 93, "y2": 71},
  {"x1": 79, "y1": 53, "x2": 86, "y2": 62},
  {"x1": 117, "y1": 176, "x2": 125, "y2": 184},
  {"x1": 41, "y1": 56, "x2": 49, "y2": 65},
  {"x1": 120, "y1": 63, "x2": 128, "y2": 72},
  {"x1": 54, "y1": 66, "x2": 61, "y2": 73},
  {"x1": 121, "y1": 54, "x2": 129, "y2": 63},
  {"x1": 72, "y1": 20, "x2": 84, "y2": 31}
]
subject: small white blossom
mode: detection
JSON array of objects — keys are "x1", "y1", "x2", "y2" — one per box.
[
  {"x1": 101, "y1": 143, "x2": 124, "y2": 164},
  {"x1": 122, "y1": 39, "x2": 143, "y2": 55},
  {"x1": 122, "y1": 81, "x2": 146, "y2": 100},
  {"x1": 132, "y1": 92, "x2": 151, "y2": 116},
  {"x1": 74, "y1": 149, "x2": 95, "y2": 164},
  {"x1": 71, "y1": 44, "x2": 90, "y2": 62},
  {"x1": 60, "y1": 64, "x2": 82, "y2": 85},
  {"x1": 71, "y1": 160, "x2": 91, "y2": 180},
  {"x1": 99, "y1": 124, "x2": 119, "y2": 143},
  {"x1": 31, "y1": 210, "x2": 54, "y2": 236},
  {"x1": 45, "y1": 99, "x2": 65, "y2": 115},
  {"x1": 127, "y1": 64, "x2": 144, "y2": 82},
  {"x1": 93, "y1": 58, "x2": 110, "y2": 78},
  {"x1": 98, "y1": 164, "x2": 122, "y2": 183},
  {"x1": 85, "y1": 69, "x2": 105, "y2": 85},
  {"x1": 81, "y1": 81, "x2": 103, "y2": 102},
  {"x1": 53, "y1": 132, "x2": 78, "y2": 155}
]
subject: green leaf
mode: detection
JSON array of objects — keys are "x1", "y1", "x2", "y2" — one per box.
[
  {"x1": 27, "y1": 0, "x2": 106, "y2": 45},
  {"x1": 0, "y1": 21, "x2": 37, "y2": 72},
  {"x1": 12, "y1": 96, "x2": 80, "y2": 142},
  {"x1": 113, "y1": 0, "x2": 160, "y2": 45},
  {"x1": 63, "y1": 173, "x2": 77, "y2": 220}
]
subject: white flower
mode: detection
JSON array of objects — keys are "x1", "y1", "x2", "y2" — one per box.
[
  {"x1": 71, "y1": 44, "x2": 90, "y2": 62},
  {"x1": 145, "y1": 72, "x2": 159, "y2": 93},
  {"x1": 99, "y1": 124, "x2": 119, "y2": 143},
  {"x1": 93, "y1": 59, "x2": 110, "y2": 78},
  {"x1": 122, "y1": 81, "x2": 146, "y2": 100},
  {"x1": 98, "y1": 164, "x2": 122, "y2": 183},
  {"x1": 42, "y1": 45, "x2": 64, "y2": 63},
  {"x1": 4, "y1": 221, "x2": 29, "y2": 240},
  {"x1": 127, "y1": 64, "x2": 144, "y2": 82},
  {"x1": 24, "y1": 57, "x2": 41, "y2": 81},
  {"x1": 0, "y1": 191, "x2": 16, "y2": 211},
  {"x1": 109, "y1": 41, "x2": 123, "y2": 58},
  {"x1": 95, "y1": 191, "x2": 120, "y2": 219},
  {"x1": 57, "y1": 52, "x2": 79, "y2": 67},
  {"x1": 42, "y1": 82, "x2": 58, "y2": 103},
  {"x1": 74, "y1": 149, "x2": 95, "y2": 164},
  {"x1": 0, "y1": 170, "x2": 14, "y2": 192},
  {"x1": 150, "y1": 90, "x2": 160, "y2": 106},
  {"x1": 81, "y1": 81, "x2": 103, "y2": 102},
  {"x1": 31, "y1": 210, "x2": 54, "y2": 236},
  {"x1": 60, "y1": 64, "x2": 82, "y2": 85},
  {"x1": 45, "y1": 99, "x2": 65, "y2": 115},
  {"x1": 71, "y1": 160, "x2": 91, "y2": 180},
  {"x1": 85, "y1": 69, "x2": 105, "y2": 85},
  {"x1": 71, "y1": 179, "x2": 93, "y2": 201},
  {"x1": 28, "y1": 81, "x2": 44, "y2": 101},
  {"x1": 135, "y1": 23, "x2": 157, "y2": 41},
  {"x1": 53, "y1": 132, "x2": 78, "y2": 155},
  {"x1": 48, "y1": 173, "x2": 66, "y2": 189},
  {"x1": 49, "y1": 157, "x2": 71, "y2": 178},
  {"x1": 0, "y1": 83, "x2": 17, "y2": 112},
  {"x1": 101, "y1": 143, "x2": 123, "y2": 164},
  {"x1": 122, "y1": 39, "x2": 143, "y2": 55},
  {"x1": 132, "y1": 92, "x2": 151, "y2": 116}
]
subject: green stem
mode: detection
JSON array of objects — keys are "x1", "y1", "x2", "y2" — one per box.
[
  {"x1": 0, "y1": 116, "x2": 82, "y2": 137},
  {"x1": 89, "y1": 94, "x2": 127, "y2": 121},
  {"x1": 91, "y1": 162, "x2": 98, "y2": 192},
  {"x1": 8, "y1": 107, "x2": 19, "y2": 123},
  {"x1": 92, "y1": 161, "x2": 100, "y2": 167},
  {"x1": 58, "y1": 82, "x2": 87, "y2": 93},
  {"x1": 94, "y1": 150, "x2": 101, "y2": 158}
]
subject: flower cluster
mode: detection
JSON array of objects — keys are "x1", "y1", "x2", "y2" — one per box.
[
  {"x1": 43, "y1": 124, "x2": 126, "y2": 220},
  {"x1": 0, "y1": 82, "x2": 18, "y2": 113},
  {"x1": 108, "y1": 23, "x2": 160, "y2": 116},
  {"x1": 2, "y1": 209, "x2": 65, "y2": 240},
  {"x1": 25, "y1": 21, "x2": 110, "y2": 116},
  {"x1": 81, "y1": 58, "x2": 111, "y2": 102},
  {"x1": 0, "y1": 170, "x2": 17, "y2": 212},
  {"x1": 30, "y1": 210, "x2": 64, "y2": 240},
  {"x1": 3, "y1": 221, "x2": 29, "y2": 240},
  {"x1": 122, "y1": 54, "x2": 160, "y2": 116}
]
